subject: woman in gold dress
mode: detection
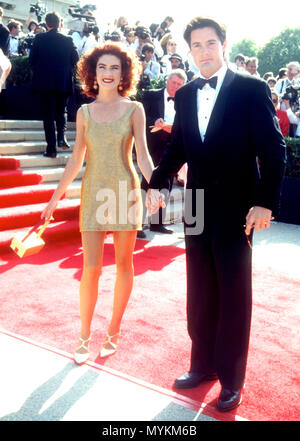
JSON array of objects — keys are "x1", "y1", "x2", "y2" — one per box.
[{"x1": 41, "y1": 43, "x2": 161, "y2": 364}]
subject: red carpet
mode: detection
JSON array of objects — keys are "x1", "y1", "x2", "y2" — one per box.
[
  {"x1": 0, "y1": 237, "x2": 299, "y2": 421},
  {"x1": 0, "y1": 170, "x2": 42, "y2": 188}
]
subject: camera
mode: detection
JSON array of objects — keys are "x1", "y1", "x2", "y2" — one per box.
[
  {"x1": 103, "y1": 31, "x2": 121, "y2": 42},
  {"x1": 68, "y1": 4, "x2": 97, "y2": 34},
  {"x1": 18, "y1": 34, "x2": 35, "y2": 55},
  {"x1": 282, "y1": 78, "x2": 300, "y2": 112},
  {"x1": 135, "y1": 26, "x2": 151, "y2": 41},
  {"x1": 30, "y1": 2, "x2": 47, "y2": 23}
]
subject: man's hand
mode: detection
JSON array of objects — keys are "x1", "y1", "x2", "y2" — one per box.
[
  {"x1": 245, "y1": 206, "x2": 273, "y2": 235},
  {"x1": 146, "y1": 189, "x2": 166, "y2": 214}
]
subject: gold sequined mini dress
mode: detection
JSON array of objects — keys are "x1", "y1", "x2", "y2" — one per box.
[{"x1": 80, "y1": 102, "x2": 143, "y2": 232}]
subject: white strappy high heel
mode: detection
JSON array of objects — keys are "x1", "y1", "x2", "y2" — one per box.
[
  {"x1": 73, "y1": 335, "x2": 91, "y2": 365},
  {"x1": 100, "y1": 332, "x2": 121, "y2": 358}
]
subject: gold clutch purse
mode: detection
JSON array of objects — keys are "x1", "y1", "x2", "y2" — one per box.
[{"x1": 10, "y1": 220, "x2": 50, "y2": 258}]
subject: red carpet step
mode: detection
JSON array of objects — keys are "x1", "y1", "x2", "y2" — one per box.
[
  {"x1": 0, "y1": 199, "x2": 79, "y2": 231},
  {"x1": 0, "y1": 219, "x2": 80, "y2": 254},
  {"x1": 0, "y1": 158, "x2": 20, "y2": 170},
  {"x1": 0, "y1": 170, "x2": 42, "y2": 188},
  {"x1": 0, "y1": 185, "x2": 59, "y2": 208}
]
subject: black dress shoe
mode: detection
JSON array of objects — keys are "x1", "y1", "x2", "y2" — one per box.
[
  {"x1": 43, "y1": 152, "x2": 56, "y2": 158},
  {"x1": 57, "y1": 139, "x2": 70, "y2": 149},
  {"x1": 150, "y1": 225, "x2": 173, "y2": 234},
  {"x1": 216, "y1": 387, "x2": 243, "y2": 412},
  {"x1": 174, "y1": 372, "x2": 218, "y2": 389},
  {"x1": 137, "y1": 230, "x2": 146, "y2": 239}
]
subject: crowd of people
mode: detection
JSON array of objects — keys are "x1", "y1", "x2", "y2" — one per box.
[{"x1": 0, "y1": 8, "x2": 299, "y2": 138}]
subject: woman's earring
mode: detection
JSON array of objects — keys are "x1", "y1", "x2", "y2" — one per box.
[
  {"x1": 94, "y1": 79, "x2": 98, "y2": 89},
  {"x1": 118, "y1": 84, "x2": 123, "y2": 91}
]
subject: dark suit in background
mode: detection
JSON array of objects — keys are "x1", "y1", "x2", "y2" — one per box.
[
  {"x1": 149, "y1": 70, "x2": 286, "y2": 390},
  {"x1": 29, "y1": 28, "x2": 79, "y2": 156},
  {"x1": 0, "y1": 23, "x2": 10, "y2": 56},
  {"x1": 141, "y1": 88, "x2": 174, "y2": 229}
]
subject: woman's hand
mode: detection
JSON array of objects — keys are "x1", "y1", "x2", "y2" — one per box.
[{"x1": 41, "y1": 199, "x2": 58, "y2": 222}]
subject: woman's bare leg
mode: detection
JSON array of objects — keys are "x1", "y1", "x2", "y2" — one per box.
[
  {"x1": 105, "y1": 230, "x2": 137, "y2": 344},
  {"x1": 79, "y1": 231, "x2": 106, "y2": 344}
]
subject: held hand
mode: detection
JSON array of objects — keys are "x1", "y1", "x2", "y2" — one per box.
[
  {"x1": 154, "y1": 118, "x2": 165, "y2": 129},
  {"x1": 162, "y1": 124, "x2": 172, "y2": 134},
  {"x1": 41, "y1": 199, "x2": 58, "y2": 222},
  {"x1": 245, "y1": 206, "x2": 273, "y2": 235},
  {"x1": 146, "y1": 189, "x2": 166, "y2": 214}
]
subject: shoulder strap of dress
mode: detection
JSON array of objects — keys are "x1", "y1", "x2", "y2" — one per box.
[
  {"x1": 81, "y1": 104, "x2": 89, "y2": 121},
  {"x1": 128, "y1": 100, "x2": 142, "y2": 117}
]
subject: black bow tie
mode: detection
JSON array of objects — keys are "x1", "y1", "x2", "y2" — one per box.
[
  {"x1": 167, "y1": 96, "x2": 174, "y2": 102},
  {"x1": 196, "y1": 76, "x2": 218, "y2": 90}
]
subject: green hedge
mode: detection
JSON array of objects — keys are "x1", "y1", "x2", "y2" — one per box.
[{"x1": 284, "y1": 137, "x2": 300, "y2": 178}]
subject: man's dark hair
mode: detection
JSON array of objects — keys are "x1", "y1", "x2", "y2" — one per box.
[
  {"x1": 235, "y1": 53, "x2": 245, "y2": 63},
  {"x1": 278, "y1": 68, "x2": 287, "y2": 79},
  {"x1": 142, "y1": 43, "x2": 154, "y2": 54},
  {"x1": 7, "y1": 20, "x2": 21, "y2": 32},
  {"x1": 246, "y1": 57, "x2": 258, "y2": 66},
  {"x1": 45, "y1": 12, "x2": 61, "y2": 29},
  {"x1": 183, "y1": 16, "x2": 226, "y2": 47}
]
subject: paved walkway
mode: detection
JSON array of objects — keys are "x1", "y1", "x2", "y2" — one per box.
[{"x1": 0, "y1": 221, "x2": 299, "y2": 423}]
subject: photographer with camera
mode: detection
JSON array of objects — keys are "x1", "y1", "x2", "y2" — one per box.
[
  {"x1": 29, "y1": 11, "x2": 79, "y2": 158},
  {"x1": 150, "y1": 16, "x2": 174, "y2": 41},
  {"x1": 283, "y1": 97, "x2": 300, "y2": 138},
  {"x1": 141, "y1": 43, "x2": 161, "y2": 80},
  {"x1": 275, "y1": 61, "x2": 300, "y2": 136},
  {"x1": 135, "y1": 25, "x2": 163, "y2": 61},
  {"x1": 275, "y1": 61, "x2": 300, "y2": 100}
]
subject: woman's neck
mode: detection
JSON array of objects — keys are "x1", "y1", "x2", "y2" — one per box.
[{"x1": 95, "y1": 90, "x2": 121, "y2": 104}]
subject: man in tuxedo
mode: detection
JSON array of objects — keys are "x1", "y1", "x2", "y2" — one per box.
[
  {"x1": 29, "y1": 12, "x2": 79, "y2": 158},
  {"x1": 139, "y1": 69, "x2": 186, "y2": 237},
  {"x1": 148, "y1": 17, "x2": 286, "y2": 411}
]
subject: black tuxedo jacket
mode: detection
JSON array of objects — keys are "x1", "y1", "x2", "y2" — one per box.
[
  {"x1": 29, "y1": 29, "x2": 79, "y2": 95},
  {"x1": 0, "y1": 24, "x2": 9, "y2": 56},
  {"x1": 149, "y1": 69, "x2": 286, "y2": 234},
  {"x1": 142, "y1": 87, "x2": 172, "y2": 166}
]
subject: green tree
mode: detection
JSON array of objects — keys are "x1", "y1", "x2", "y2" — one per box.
[
  {"x1": 257, "y1": 27, "x2": 300, "y2": 77},
  {"x1": 229, "y1": 39, "x2": 259, "y2": 62}
]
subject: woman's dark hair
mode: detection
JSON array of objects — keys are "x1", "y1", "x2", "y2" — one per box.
[
  {"x1": 183, "y1": 16, "x2": 226, "y2": 47},
  {"x1": 28, "y1": 20, "x2": 38, "y2": 31},
  {"x1": 77, "y1": 42, "x2": 142, "y2": 98}
]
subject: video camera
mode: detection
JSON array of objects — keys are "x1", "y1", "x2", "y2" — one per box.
[
  {"x1": 68, "y1": 3, "x2": 97, "y2": 34},
  {"x1": 29, "y1": 2, "x2": 47, "y2": 23},
  {"x1": 282, "y1": 77, "x2": 300, "y2": 112}
]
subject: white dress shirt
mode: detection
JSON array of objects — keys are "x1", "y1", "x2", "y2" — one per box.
[
  {"x1": 197, "y1": 64, "x2": 228, "y2": 142},
  {"x1": 8, "y1": 35, "x2": 19, "y2": 57},
  {"x1": 164, "y1": 88, "x2": 176, "y2": 125}
]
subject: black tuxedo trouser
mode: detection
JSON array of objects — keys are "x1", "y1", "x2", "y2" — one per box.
[
  {"x1": 184, "y1": 227, "x2": 252, "y2": 390},
  {"x1": 39, "y1": 91, "x2": 69, "y2": 154}
]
